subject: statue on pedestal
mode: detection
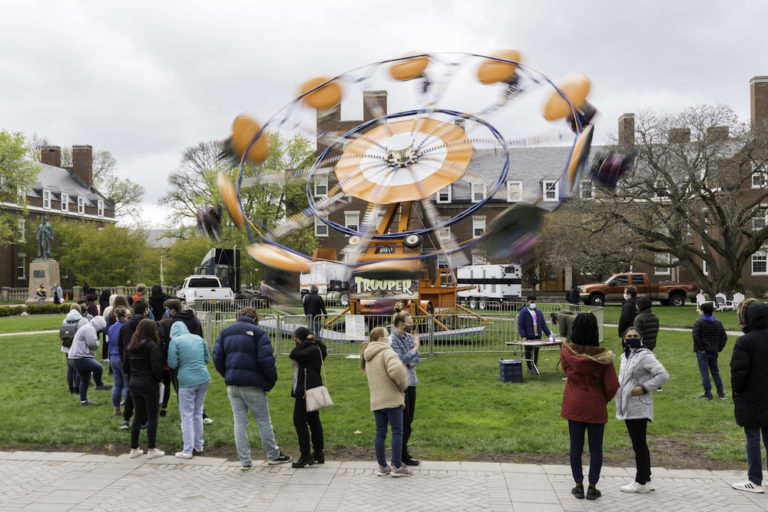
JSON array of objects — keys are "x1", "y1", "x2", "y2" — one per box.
[{"x1": 36, "y1": 216, "x2": 54, "y2": 260}]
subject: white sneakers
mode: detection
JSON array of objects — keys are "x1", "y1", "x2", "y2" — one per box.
[
  {"x1": 732, "y1": 481, "x2": 764, "y2": 493},
  {"x1": 175, "y1": 451, "x2": 193, "y2": 459},
  {"x1": 620, "y1": 480, "x2": 650, "y2": 493},
  {"x1": 129, "y1": 448, "x2": 165, "y2": 459},
  {"x1": 129, "y1": 448, "x2": 143, "y2": 458}
]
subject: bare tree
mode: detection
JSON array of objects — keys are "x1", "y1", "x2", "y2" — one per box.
[{"x1": 595, "y1": 104, "x2": 768, "y2": 296}]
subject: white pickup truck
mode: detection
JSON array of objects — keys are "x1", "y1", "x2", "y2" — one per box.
[{"x1": 177, "y1": 275, "x2": 234, "y2": 306}]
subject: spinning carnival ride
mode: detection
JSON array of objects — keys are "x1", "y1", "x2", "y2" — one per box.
[{"x1": 209, "y1": 51, "x2": 633, "y2": 322}]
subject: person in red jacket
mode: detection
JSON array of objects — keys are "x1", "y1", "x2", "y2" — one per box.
[{"x1": 561, "y1": 313, "x2": 620, "y2": 501}]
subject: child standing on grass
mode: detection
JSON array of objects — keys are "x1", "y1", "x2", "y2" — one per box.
[{"x1": 361, "y1": 327, "x2": 411, "y2": 477}]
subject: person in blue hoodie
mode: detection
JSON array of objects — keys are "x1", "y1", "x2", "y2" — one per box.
[
  {"x1": 692, "y1": 301, "x2": 728, "y2": 400},
  {"x1": 168, "y1": 321, "x2": 211, "y2": 459},
  {"x1": 107, "y1": 307, "x2": 130, "y2": 416},
  {"x1": 517, "y1": 295, "x2": 552, "y2": 374}
]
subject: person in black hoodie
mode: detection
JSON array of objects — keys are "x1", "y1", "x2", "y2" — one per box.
[
  {"x1": 149, "y1": 284, "x2": 171, "y2": 326},
  {"x1": 289, "y1": 326, "x2": 327, "y2": 468},
  {"x1": 692, "y1": 302, "x2": 727, "y2": 400},
  {"x1": 303, "y1": 285, "x2": 327, "y2": 338},
  {"x1": 618, "y1": 286, "x2": 638, "y2": 340},
  {"x1": 117, "y1": 299, "x2": 150, "y2": 429},
  {"x1": 633, "y1": 297, "x2": 659, "y2": 351},
  {"x1": 123, "y1": 318, "x2": 165, "y2": 459},
  {"x1": 730, "y1": 299, "x2": 768, "y2": 493}
]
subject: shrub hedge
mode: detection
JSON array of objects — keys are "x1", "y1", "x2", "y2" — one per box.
[{"x1": 0, "y1": 304, "x2": 71, "y2": 316}]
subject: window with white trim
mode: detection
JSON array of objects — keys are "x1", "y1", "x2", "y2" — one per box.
[
  {"x1": 471, "y1": 250, "x2": 488, "y2": 265},
  {"x1": 438, "y1": 225, "x2": 451, "y2": 240},
  {"x1": 753, "y1": 209, "x2": 767, "y2": 231},
  {"x1": 42, "y1": 189, "x2": 51, "y2": 209},
  {"x1": 436, "y1": 185, "x2": 451, "y2": 203},
  {"x1": 753, "y1": 171, "x2": 767, "y2": 189},
  {"x1": 702, "y1": 258, "x2": 708, "y2": 276},
  {"x1": 654, "y1": 253, "x2": 671, "y2": 275},
  {"x1": 77, "y1": 196, "x2": 85, "y2": 214},
  {"x1": 61, "y1": 193, "x2": 69, "y2": 212},
  {"x1": 344, "y1": 211, "x2": 359, "y2": 233},
  {"x1": 472, "y1": 216, "x2": 486, "y2": 237},
  {"x1": 17, "y1": 253, "x2": 26, "y2": 280},
  {"x1": 17, "y1": 219, "x2": 25, "y2": 242},
  {"x1": 97, "y1": 199, "x2": 104, "y2": 217},
  {"x1": 542, "y1": 180, "x2": 558, "y2": 202},
  {"x1": 471, "y1": 183, "x2": 486, "y2": 203},
  {"x1": 580, "y1": 181, "x2": 595, "y2": 200},
  {"x1": 752, "y1": 249, "x2": 768, "y2": 275},
  {"x1": 314, "y1": 216, "x2": 328, "y2": 237},
  {"x1": 314, "y1": 175, "x2": 328, "y2": 197},
  {"x1": 506, "y1": 181, "x2": 522, "y2": 202}
]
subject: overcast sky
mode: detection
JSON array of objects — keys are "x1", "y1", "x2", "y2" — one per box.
[{"x1": 1, "y1": 1, "x2": 765, "y2": 228}]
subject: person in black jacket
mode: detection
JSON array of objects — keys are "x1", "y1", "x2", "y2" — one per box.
[
  {"x1": 117, "y1": 299, "x2": 150, "y2": 429},
  {"x1": 618, "y1": 286, "x2": 638, "y2": 340},
  {"x1": 123, "y1": 318, "x2": 165, "y2": 459},
  {"x1": 633, "y1": 297, "x2": 659, "y2": 351},
  {"x1": 289, "y1": 326, "x2": 327, "y2": 468},
  {"x1": 730, "y1": 300, "x2": 768, "y2": 493},
  {"x1": 303, "y1": 285, "x2": 327, "y2": 338},
  {"x1": 149, "y1": 284, "x2": 171, "y2": 325},
  {"x1": 692, "y1": 302, "x2": 728, "y2": 400}
]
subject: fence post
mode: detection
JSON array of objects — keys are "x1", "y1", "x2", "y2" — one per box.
[
  {"x1": 275, "y1": 315, "x2": 282, "y2": 359},
  {"x1": 0, "y1": 287, "x2": 8, "y2": 301},
  {"x1": 428, "y1": 312, "x2": 435, "y2": 358}
]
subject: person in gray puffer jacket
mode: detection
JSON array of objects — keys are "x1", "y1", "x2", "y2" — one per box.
[{"x1": 616, "y1": 326, "x2": 669, "y2": 494}]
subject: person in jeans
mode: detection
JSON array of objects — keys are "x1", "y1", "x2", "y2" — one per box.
[
  {"x1": 616, "y1": 327, "x2": 669, "y2": 493},
  {"x1": 389, "y1": 304, "x2": 422, "y2": 466},
  {"x1": 68, "y1": 316, "x2": 111, "y2": 405},
  {"x1": 517, "y1": 295, "x2": 552, "y2": 374},
  {"x1": 560, "y1": 313, "x2": 619, "y2": 500},
  {"x1": 168, "y1": 321, "x2": 211, "y2": 459},
  {"x1": 61, "y1": 304, "x2": 89, "y2": 394},
  {"x1": 289, "y1": 326, "x2": 327, "y2": 468},
  {"x1": 362, "y1": 327, "x2": 411, "y2": 477},
  {"x1": 123, "y1": 319, "x2": 165, "y2": 459},
  {"x1": 107, "y1": 307, "x2": 129, "y2": 416},
  {"x1": 213, "y1": 307, "x2": 290, "y2": 470},
  {"x1": 730, "y1": 300, "x2": 768, "y2": 493},
  {"x1": 693, "y1": 302, "x2": 728, "y2": 400}
]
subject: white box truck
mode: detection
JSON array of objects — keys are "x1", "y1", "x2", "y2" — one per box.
[
  {"x1": 300, "y1": 261, "x2": 350, "y2": 306},
  {"x1": 456, "y1": 264, "x2": 522, "y2": 309}
]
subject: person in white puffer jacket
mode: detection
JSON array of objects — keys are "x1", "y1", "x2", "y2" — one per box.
[{"x1": 616, "y1": 326, "x2": 669, "y2": 494}]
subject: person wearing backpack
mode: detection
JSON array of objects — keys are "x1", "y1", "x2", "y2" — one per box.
[{"x1": 61, "y1": 304, "x2": 89, "y2": 394}]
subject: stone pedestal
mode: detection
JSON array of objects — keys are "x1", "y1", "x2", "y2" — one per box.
[{"x1": 26, "y1": 259, "x2": 61, "y2": 305}]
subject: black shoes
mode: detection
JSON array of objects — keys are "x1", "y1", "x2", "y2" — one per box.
[
  {"x1": 292, "y1": 454, "x2": 315, "y2": 468},
  {"x1": 313, "y1": 452, "x2": 325, "y2": 464},
  {"x1": 586, "y1": 486, "x2": 601, "y2": 500},
  {"x1": 95, "y1": 384, "x2": 112, "y2": 391},
  {"x1": 402, "y1": 456, "x2": 421, "y2": 466},
  {"x1": 571, "y1": 485, "x2": 584, "y2": 499}
]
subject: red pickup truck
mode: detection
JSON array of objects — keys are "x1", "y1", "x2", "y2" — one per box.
[{"x1": 578, "y1": 272, "x2": 698, "y2": 307}]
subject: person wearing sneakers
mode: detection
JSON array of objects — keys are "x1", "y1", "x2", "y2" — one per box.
[
  {"x1": 289, "y1": 327, "x2": 327, "y2": 468},
  {"x1": 213, "y1": 307, "x2": 290, "y2": 470},
  {"x1": 730, "y1": 299, "x2": 768, "y2": 494},
  {"x1": 68, "y1": 315, "x2": 111, "y2": 405},
  {"x1": 616, "y1": 327, "x2": 669, "y2": 494},
  {"x1": 389, "y1": 304, "x2": 422, "y2": 466},
  {"x1": 693, "y1": 302, "x2": 728, "y2": 400},
  {"x1": 561, "y1": 313, "x2": 619, "y2": 501},
  {"x1": 107, "y1": 307, "x2": 130, "y2": 417},
  {"x1": 123, "y1": 319, "x2": 165, "y2": 459},
  {"x1": 168, "y1": 321, "x2": 211, "y2": 460},
  {"x1": 362, "y1": 327, "x2": 411, "y2": 477}
]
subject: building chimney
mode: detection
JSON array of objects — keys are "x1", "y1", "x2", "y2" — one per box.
[
  {"x1": 618, "y1": 113, "x2": 635, "y2": 147},
  {"x1": 751, "y1": 76, "x2": 768, "y2": 130},
  {"x1": 706, "y1": 126, "x2": 729, "y2": 142},
  {"x1": 40, "y1": 145, "x2": 62, "y2": 167},
  {"x1": 363, "y1": 90, "x2": 388, "y2": 122},
  {"x1": 72, "y1": 145, "x2": 93, "y2": 187},
  {"x1": 668, "y1": 128, "x2": 691, "y2": 144}
]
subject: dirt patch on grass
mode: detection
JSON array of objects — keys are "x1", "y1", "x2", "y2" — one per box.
[{"x1": 1, "y1": 434, "x2": 742, "y2": 470}]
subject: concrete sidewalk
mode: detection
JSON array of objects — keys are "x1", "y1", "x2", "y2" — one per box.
[{"x1": 1, "y1": 451, "x2": 766, "y2": 512}]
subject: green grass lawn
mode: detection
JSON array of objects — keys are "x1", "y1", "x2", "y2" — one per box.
[
  {"x1": 0, "y1": 327, "x2": 748, "y2": 468},
  {"x1": 600, "y1": 304, "x2": 741, "y2": 332},
  {"x1": 0, "y1": 315, "x2": 66, "y2": 333}
]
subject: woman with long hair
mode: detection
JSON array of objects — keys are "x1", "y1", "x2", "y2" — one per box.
[
  {"x1": 361, "y1": 327, "x2": 411, "y2": 477},
  {"x1": 560, "y1": 313, "x2": 619, "y2": 500},
  {"x1": 289, "y1": 326, "x2": 327, "y2": 468},
  {"x1": 123, "y1": 318, "x2": 165, "y2": 459},
  {"x1": 389, "y1": 303, "x2": 421, "y2": 466}
]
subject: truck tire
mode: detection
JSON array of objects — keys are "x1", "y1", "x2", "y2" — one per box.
[
  {"x1": 469, "y1": 299, "x2": 477, "y2": 309},
  {"x1": 589, "y1": 294, "x2": 605, "y2": 306},
  {"x1": 669, "y1": 293, "x2": 685, "y2": 307},
  {"x1": 479, "y1": 300, "x2": 486, "y2": 310},
  {"x1": 339, "y1": 293, "x2": 350, "y2": 307}
]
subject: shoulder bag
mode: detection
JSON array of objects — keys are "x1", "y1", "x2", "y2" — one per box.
[{"x1": 304, "y1": 346, "x2": 333, "y2": 412}]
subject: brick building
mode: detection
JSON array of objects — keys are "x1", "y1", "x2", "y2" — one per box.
[{"x1": 0, "y1": 144, "x2": 116, "y2": 287}]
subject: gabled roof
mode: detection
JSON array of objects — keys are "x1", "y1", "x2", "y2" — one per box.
[{"x1": 29, "y1": 163, "x2": 114, "y2": 210}]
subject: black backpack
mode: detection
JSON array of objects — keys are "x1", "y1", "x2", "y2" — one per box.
[{"x1": 60, "y1": 319, "x2": 79, "y2": 348}]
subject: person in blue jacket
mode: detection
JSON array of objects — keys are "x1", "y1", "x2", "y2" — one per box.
[
  {"x1": 168, "y1": 321, "x2": 211, "y2": 459},
  {"x1": 517, "y1": 295, "x2": 551, "y2": 374},
  {"x1": 213, "y1": 307, "x2": 291, "y2": 470}
]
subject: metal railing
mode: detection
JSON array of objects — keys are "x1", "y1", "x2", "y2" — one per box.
[{"x1": 195, "y1": 302, "x2": 603, "y2": 357}]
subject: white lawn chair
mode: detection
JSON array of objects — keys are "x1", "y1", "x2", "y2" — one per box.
[
  {"x1": 715, "y1": 293, "x2": 733, "y2": 311},
  {"x1": 732, "y1": 292, "x2": 745, "y2": 311},
  {"x1": 695, "y1": 292, "x2": 707, "y2": 309}
]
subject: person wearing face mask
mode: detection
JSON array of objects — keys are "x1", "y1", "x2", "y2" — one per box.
[
  {"x1": 389, "y1": 303, "x2": 421, "y2": 466},
  {"x1": 615, "y1": 327, "x2": 669, "y2": 493},
  {"x1": 618, "y1": 286, "x2": 639, "y2": 340},
  {"x1": 517, "y1": 295, "x2": 551, "y2": 374}
]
